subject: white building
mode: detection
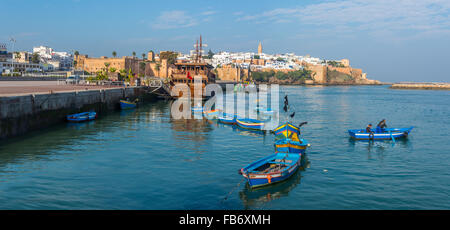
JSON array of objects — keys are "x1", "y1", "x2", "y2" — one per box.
[{"x1": 33, "y1": 45, "x2": 73, "y2": 70}]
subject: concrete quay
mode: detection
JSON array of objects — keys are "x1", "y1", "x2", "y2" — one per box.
[{"x1": 0, "y1": 85, "x2": 156, "y2": 140}]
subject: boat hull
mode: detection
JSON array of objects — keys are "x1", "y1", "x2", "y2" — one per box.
[
  {"x1": 348, "y1": 127, "x2": 413, "y2": 140},
  {"x1": 67, "y1": 112, "x2": 97, "y2": 122},
  {"x1": 218, "y1": 113, "x2": 237, "y2": 125},
  {"x1": 236, "y1": 118, "x2": 266, "y2": 131},
  {"x1": 275, "y1": 139, "x2": 308, "y2": 154},
  {"x1": 240, "y1": 153, "x2": 302, "y2": 188},
  {"x1": 120, "y1": 100, "x2": 137, "y2": 110}
]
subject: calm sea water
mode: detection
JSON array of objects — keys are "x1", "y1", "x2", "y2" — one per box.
[{"x1": 0, "y1": 86, "x2": 449, "y2": 210}]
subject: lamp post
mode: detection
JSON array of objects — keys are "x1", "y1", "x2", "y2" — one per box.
[{"x1": 9, "y1": 37, "x2": 16, "y2": 75}]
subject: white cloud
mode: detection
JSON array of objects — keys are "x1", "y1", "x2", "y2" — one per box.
[
  {"x1": 152, "y1": 11, "x2": 198, "y2": 29},
  {"x1": 201, "y1": 10, "x2": 217, "y2": 16},
  {"x1": 236, "y1": 0, "x2": 450, "y2": 36}
]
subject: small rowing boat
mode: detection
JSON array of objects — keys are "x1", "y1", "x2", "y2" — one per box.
[
  {"x1": 67, "y1": 111, "x2": 97, "y2": 122},
  {"x1": 218, "y1": 113, "x2": 237, "y2": 125},
  {"x1": 348, "y1": 127, "x2": 413, "y2": 140},
  {"x1": 236, "y1": 118, "x2": 268, "y2": 131},
  {"x1": 239, "y1": 152, "x2": 303, "y2": 188},
  {"x1": 120, "y1": 99, "x2": 138, "y2": 110}
]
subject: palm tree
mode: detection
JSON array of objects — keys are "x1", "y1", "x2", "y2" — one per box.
[
  {"x1": 132, "y1": 51, "x2": 136, "y2": 58},
  {"x1": 74, "y1": 51, "x2": 79, "y2": 56},
  {"x1": 155, "y1": 62, "x2": 161, "y2": 77},
  {"x1": 140, "y1": 62, "x2": 146, "y2": 77},
  {"x1": 104, "y1": 62, "x2": 111, "y2": 79},
  {"x1": 112, "y1": 51, "x2": 117, "y2": 58},
  {"x1": 142, "y1": 53, "x2": 146, "y2": 60}
]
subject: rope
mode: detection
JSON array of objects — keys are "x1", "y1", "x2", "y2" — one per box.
[{"x1": 221, "y1": 177, "x2": 246, "y2": 203}]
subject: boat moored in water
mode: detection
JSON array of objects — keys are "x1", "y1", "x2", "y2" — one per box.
[
  {"x1": 120, "y1": 99, "x2": 138, "y2": 110},
  {"x1": 348, "y1": 127, "x2": 413, "y2": 140},
  {"x1": 273, "y1": 122, "x2": 310, "y2": 153},
  {"x1": 236, "y1": 118, "x2": 269, "y2": 131},
  {"x1": 67, "y1": 111, "x2": 97, "y2": 122},
  {"x1": 239, "y1": 152, "x2": 303, "y2": 188},
  {"x1": 218, "y1": 113, "x2": 237, "y2": 125}
]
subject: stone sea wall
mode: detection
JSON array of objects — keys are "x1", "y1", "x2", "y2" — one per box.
[{"x1": 0, "y1": 87, "x2": 152, "y2": 140}]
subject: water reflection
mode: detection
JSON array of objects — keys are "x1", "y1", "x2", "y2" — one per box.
[{"x1": 348, "y1": 138, "x2": 412, "y2": 161}]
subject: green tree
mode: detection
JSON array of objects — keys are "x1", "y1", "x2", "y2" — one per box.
[
  {"x1": 207, "y1": 49, "x2": 214, "y2": 59},
  {"x1": 112, "y1": 51, "x2": 117, "y2": 57},
  {"x1": 159, "y1": 51, "x2": 178, "y2": 64},
  {"x1": 155, "y1": 62, "x2": 161, "y2": 77},
  {"x1": 142, "y1": 53, "x2": 146, "y2": 60},
  {"x1": 253, "y1": 55, "x2": 260, "y2": 59},
  {"x1": 74, "y1": 50, "x2": 79, "y2": 56},
  {"x1": 139, "y1": 62, "x2": 146, "y2": 77},
  {"x1": 132, "y1": 51, "x2": 136, "y2": 58},
  {"x1": 31, "y1": 53, "x2": 40, "y2": 64}
]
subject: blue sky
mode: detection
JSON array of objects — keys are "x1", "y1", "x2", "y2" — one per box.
[{"x1": 1, "y1": 0, "x2": 450, "y2": 82}]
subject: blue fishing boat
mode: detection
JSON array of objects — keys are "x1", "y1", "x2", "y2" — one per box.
[
  {"x1": 236, "y1": 118, "x2": 268, "y2": 131},
  {"x1": 239, "y1": 152, "x2": 303, "y2": 188},
  {"x1": 67, "y1": 111, "x2": 97, "y2": 122},
  {"x1": 348, "y1": 127, "x2": 413, "y2": 140},
  {"x1": 273, "y1": 122, "x2": 309, "y2": 153},
  {"x1": 218, "y1": 113, "x2": 237, "y2": 125},
  {"x1": 203, "y1": 109, "x2": 220, "y2": 119},
  {"x1": 120, "y1": 99, "x2": 137, "y2": 110}
]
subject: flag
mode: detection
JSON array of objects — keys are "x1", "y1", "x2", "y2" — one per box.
[{"x1": 187, "y1": 71, "x2": 192, "y2": 80}]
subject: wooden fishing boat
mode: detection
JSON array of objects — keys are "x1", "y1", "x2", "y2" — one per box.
[
  {"x1": 273, "y1": 122, "x2": 309, "y2": 153},
  {"x1": 218, "y1": 113, "x2": 237, "y2": 125},
  {"x1": 239, "y1": 152, "x2": 303, "y2": 188},
  {"x1": 120, "y1": 99, "x2": 137, "y2": 110},
  {"x1": 236, "y1": 118, "x2": 268, "y2": 131},
  {"x1": 348, "y1": 127, "x2": 413, "y2": 140},
  {"x1": 67, "y1": 111, "x2": 97, "y2": 122}
]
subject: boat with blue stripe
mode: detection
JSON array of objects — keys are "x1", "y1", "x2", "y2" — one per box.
[
  {"x1": 348, "y1": 127, "x2": 413, "y2": 140},
  {"x1": 67, "y1": 111, "x2": 97, "y2": 122},
  {"x1": 218, "y1": 113, "x2": 237, "y2": 125},
  {"x1": 239, "y1": 152, "x2": 303, "y2": 188},
  {"x1": 120, "y1": 99, "x2": 138, "y2": 110},
  {"x1": 236, "y1": 118, "x2": 268, "y2": 131}
]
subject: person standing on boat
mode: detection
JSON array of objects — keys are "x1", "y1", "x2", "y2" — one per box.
[
  {"x1": 366, "y1": 124, "x2": 373, "y2": 133},
  {"x1": 376, "y1": 119, "x2": 387, "y2": 133}
]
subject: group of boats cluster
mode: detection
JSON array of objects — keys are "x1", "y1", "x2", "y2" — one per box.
[
  {"x1": 193, "y1": 102, "x2": 311, "y2": 188},
  {"x1": 66, "y1": 96, "x2": 414, "y2": 189}
]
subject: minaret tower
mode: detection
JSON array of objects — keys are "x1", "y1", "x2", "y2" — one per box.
[{"x1": 258, "y1": 42, "x2": 262, "y2": 55}]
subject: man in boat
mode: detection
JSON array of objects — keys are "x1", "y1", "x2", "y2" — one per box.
[
  {"x1": 376, "y1": 119, "x2": 387, "y2": 133},
  {"x1": 366, "y1": 124, "x2": 374, "y2": 134}
]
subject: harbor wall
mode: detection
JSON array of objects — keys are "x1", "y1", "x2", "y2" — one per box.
[
  {"x1": 0, "y1": 87, "x2": 152, "y2": 140},
  {"x1": 390, "y1": 83, "x2": 450, "y2": 90}
]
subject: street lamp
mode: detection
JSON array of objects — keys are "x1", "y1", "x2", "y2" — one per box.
[{"x1": 9, "y1": 37, "x2": 16, "y2": 75}]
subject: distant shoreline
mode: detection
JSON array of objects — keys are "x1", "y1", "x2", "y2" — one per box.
[{"x1": 390, "y1": 83, "x2": 450, "y2": 90}]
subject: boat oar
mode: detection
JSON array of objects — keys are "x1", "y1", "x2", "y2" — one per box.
[{"x1": 390, "y1": 131, "x2": 396, "y2": 144}]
